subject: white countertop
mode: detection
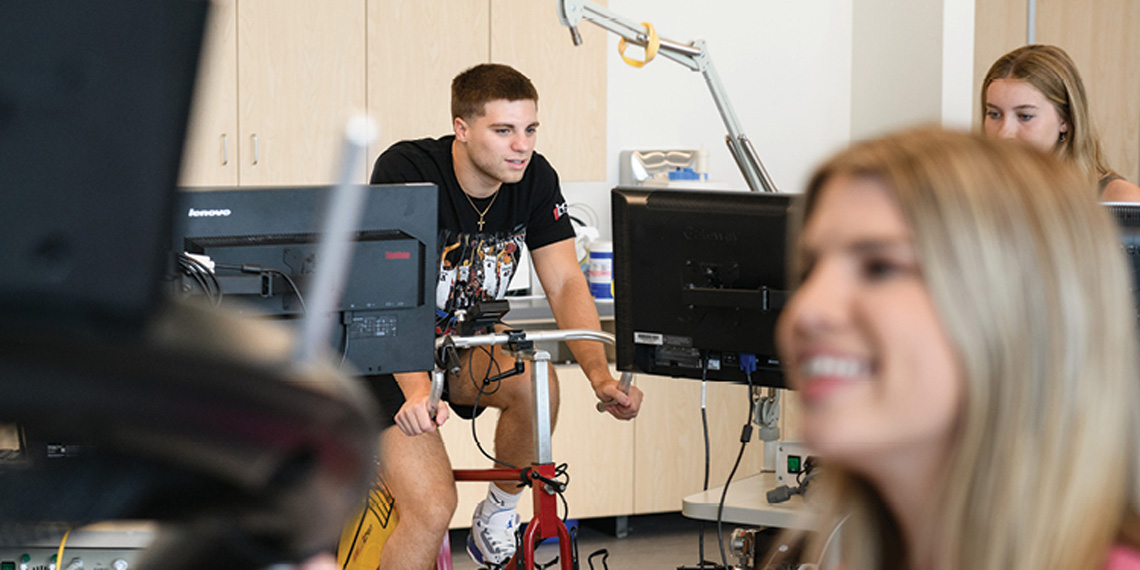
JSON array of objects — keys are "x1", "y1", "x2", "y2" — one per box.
[
  {"x1": 682, "y1": 472, "x2": 817, "y2": 531},
  {"x1": 504, "y1": 295, "x2": 614, "y2": 324}
]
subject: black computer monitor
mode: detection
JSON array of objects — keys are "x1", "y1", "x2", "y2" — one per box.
[
  {"x1": 0, "y1": 0, "x2": 206, "y2": 335},
  {"x1": 171, "y1": 184, "x2": 438, "y2": 375},
  {"x1": 0, "y1": 4, "x2": 378, "y2": 562},
  {"x1": 1104, "y1": 202, "x2": 1140, "y2": 317},
  {"x1": 612, "y1": 187, "x2": 795, "y2": 387}
]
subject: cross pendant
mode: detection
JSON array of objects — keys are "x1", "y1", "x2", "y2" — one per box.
[{"x1": 476, "y1": 218, "x2": 485, "y2": 232}]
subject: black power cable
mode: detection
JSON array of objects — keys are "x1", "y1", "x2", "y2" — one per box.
[
  {"x1": 213, "y1": 263, "x2": 308, "y2": 314},
  {"x1": 587, "y1": 548, "x2": 610, "y2": 570},
  {"x1": 176, "y1": 252, "x2": 222, "y2": 305},
  {"x1": 469, "y1": 345, "x2": 515, "y2": 469},
  {"x1": 262, "y1": 268, "x2": 307, "y2": 314},
  {"x1": 716, "y1": 365, "x2": 756, "y2": 569},
  {"x1": 701, "y1": 357, "x2": 711, "y2": 565},
  {"x1": 685, "y1": 356, "x2": 722, "y2": 570}
]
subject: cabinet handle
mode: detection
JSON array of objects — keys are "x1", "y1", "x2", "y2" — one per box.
[
  {"x1": 251, "y1": 134, "x2": 259, "y2": 165},
  {"x1": 221, "y1": 134, "x2": 229, "y2": 166}
]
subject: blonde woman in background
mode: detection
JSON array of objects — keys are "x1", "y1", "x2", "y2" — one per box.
[
  {"x1": 770, "y1": 128, "x2": 1140, "y2": 570},
  {"x1": 981, "y1": 44, "x2": 1140, "y2": 201}
]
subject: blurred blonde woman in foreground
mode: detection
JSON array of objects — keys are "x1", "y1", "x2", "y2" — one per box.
[{"x1": 771, "y1": 128, "x2": 1140, "y2": 570}]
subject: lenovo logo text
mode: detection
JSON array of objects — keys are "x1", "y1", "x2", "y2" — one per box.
[{"x1": 188, "y1": 208, "x2": 232, "y2": 218}]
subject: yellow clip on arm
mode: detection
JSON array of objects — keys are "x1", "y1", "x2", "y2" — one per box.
[{"x1": 617, "y1": 22, "x2": 659, "y2": 68}]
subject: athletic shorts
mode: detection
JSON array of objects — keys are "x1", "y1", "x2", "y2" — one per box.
[{"x1": 363, "y1": 372, "x2": 488, "y2": 431}]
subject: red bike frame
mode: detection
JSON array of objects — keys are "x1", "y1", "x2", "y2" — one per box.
[
  {"x1": 432, "y1": 329, "x2": 624, "y2": 570},
  {"x1": 452, "y1": 466, "x2": 573, "y2": 570}
]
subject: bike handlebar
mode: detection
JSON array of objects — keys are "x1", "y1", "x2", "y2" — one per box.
[
  {"x1": 435, "y1": 328, "x2": 616, "y2": 350},
  {"x1": 428, "y1": 329, "x2": 632, "y2": 417}
]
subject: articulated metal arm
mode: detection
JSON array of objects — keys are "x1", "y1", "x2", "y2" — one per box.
[{"x1": 556, "y1": 0, "x2": 778, "y2": 193}]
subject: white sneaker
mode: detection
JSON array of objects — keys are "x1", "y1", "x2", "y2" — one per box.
[{"x1": 466, "y1": 499, "x2": 520, "y2": 567}]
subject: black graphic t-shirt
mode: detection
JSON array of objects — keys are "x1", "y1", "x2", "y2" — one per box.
[{"x1": 370, "y1": 135, "x2": 575, "y2": 335}]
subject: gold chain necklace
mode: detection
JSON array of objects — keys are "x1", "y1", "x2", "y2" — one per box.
[{"x1": 463, "y1": 189, "x2": 500, "y2": 232}]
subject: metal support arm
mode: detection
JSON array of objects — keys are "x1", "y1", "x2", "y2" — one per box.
[{"x1": 556, "y1": 0, "x2": 778, "y2": 193}]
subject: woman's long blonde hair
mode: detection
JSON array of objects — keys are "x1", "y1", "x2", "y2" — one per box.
[
  {"x1": 981, "y1": 44, "x2": 1116, "y2": 182},
  {"x1": 782, "y1": 127, "x2": 1140, "y2": 570}
]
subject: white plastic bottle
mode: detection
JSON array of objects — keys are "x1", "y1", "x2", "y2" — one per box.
[{"x1": 586, "y1": 241, "x2": 613, "y2": 299}]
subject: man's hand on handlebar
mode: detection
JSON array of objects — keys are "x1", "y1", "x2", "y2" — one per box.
[
  {"x1": 594, "y1": 377, "x2": 643, "y2": 421},
  {"x1": 395, "y1": 394, "x2": 450, "y2": 436},
  {"x1": 393, "y1": 372, "x2": 450, "y2": 436}
]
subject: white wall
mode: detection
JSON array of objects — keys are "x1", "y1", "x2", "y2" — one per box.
[
  {"x1": 941, "y1": 0, "x2": 977, "y2": 128},
  {"x1": 556, "y1": 0, "x2": 979, "y2": 243},
  {"x1": 850, "y1": 0, "x2": 943, "y2": 141},
  {"x1": 850, "y1": 0, "x2": 975, "y2": 142},
  {"x1": 560, "y1": 0, "x2": 855, "y2": 241}
]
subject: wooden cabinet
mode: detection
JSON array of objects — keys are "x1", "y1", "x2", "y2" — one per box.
[
  {"x1": 180, "y1": 0, "x2": 367, "y2": 186},
  {"x1": 182, "y1": 1, "x2": 607, "y2": 186},
  {"x1": 237, "y1": 0, "x2": 367, "y2": 185},
  {"x1": 490, "y1": 0, "x2": 608, "y2": 182},
  {"x1": 439, "y1": 366, "x2": 767, "y2": 528},
  {"x1": 366, "y1": 0, "x2": 490, "y2": 165},
  {"x1": 631, "y1": 375, "x2": 765, "y2": 515},
  {"x1": 180, "y1": 0, "x2": 238, "y2": 187},
  {"x1": 1035, "y1": 0, "x2": 1140, "y2": 184}
]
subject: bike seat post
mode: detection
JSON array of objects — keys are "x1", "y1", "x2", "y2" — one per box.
[
  {"x1": 510, "y1": 344, "x2": 574, "y2": 570},
  {"x1": 509, "y1": 345, "x2": 554, "y2": 465}
]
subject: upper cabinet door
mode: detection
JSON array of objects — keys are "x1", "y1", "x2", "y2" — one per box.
[
  {"x1": 1036, "y1": 0, "x2": 1140, "y2": 184},
  {"x1": 180, "y1": 0, "x2": 238, "y2": 187},
  {"x1": 238, "y1": 0, "x2": 367, "y2": 185},
  {"x1": 491, "y1": 0, "x2": 607, "y2": 182},
  {"x1": 366, "y1": 0, "x2": 491, "y2": 166},
  {"x1": 181, "y1": 1, "x2": 606, "y2": 186}
]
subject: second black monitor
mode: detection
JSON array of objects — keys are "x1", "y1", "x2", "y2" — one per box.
[{"x1": 612, "y1": 187, "x2": 794, "y2": 387}]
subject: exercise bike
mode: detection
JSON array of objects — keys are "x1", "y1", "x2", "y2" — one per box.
[{"x1": 338, "y1": 327, "x2": 632, "y2": 570}]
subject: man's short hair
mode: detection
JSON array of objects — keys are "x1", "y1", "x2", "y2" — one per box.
[{"x1": 451, "y1": 63, "x2": 538, "y2": 121}]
